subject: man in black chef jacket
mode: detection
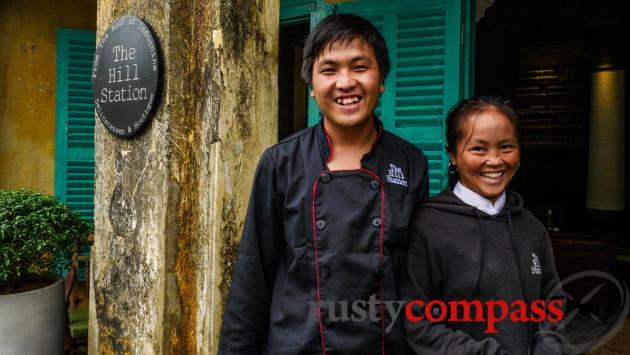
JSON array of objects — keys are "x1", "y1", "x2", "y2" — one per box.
[{"x1": 219, "y1": 13, "x2": 429, "y2": 355}]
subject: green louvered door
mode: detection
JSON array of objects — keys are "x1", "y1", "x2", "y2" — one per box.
[
  {"x1": 307, "y1": 0, "x2": 473, "y2": 195},
  {"x1": 54, "y1": 29, "x2": 96, "y2": 222}
]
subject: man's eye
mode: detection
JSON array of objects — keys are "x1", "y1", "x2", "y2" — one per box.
[
  {"x1": 320, "y1": 68, "x2": 335, "y2": 74},
  {"x1": 501, "y1": 144, "x2": 515, "y2": 150},
  {"x1": 354, "y1": 65, "x2": 368, "y2": 71}
]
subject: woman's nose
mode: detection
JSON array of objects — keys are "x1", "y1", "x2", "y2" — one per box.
[{"x1": 485, "y1": 151, "x2": 503, "y2": 166}]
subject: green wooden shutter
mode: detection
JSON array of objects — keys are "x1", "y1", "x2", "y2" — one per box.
[
  {"x1": 55, "y1": 29, "x2": 96, "y2": 222},
  {"x1": 306, "y1": 0, "x2": 472, "y2": 195},
  {"x1": 281, "y1": 0, "x2": 316, "y2": 24}
]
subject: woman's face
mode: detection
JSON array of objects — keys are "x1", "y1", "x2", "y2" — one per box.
[{"x1": 449, "y1": 109, "x2": 520, "y2": 203}]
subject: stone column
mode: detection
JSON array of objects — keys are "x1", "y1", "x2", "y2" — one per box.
[{"x1": 89, "y1": 1, "x2": 278, "y2": 354}]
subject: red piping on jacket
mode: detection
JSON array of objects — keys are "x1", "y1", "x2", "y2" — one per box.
[
  {"x1": 324, "y1": 130, "x2": 333, "y2": 164},
  {"x1": 321, "y1": 117, "x2": 382, "y2": 165},
  {"x1": 370, "y1": 121, "x2": 384, "y2": 151},
  {"x1": 312, "y1": 169, "x2": 386, "y2": 355},
  {"x1": 311, "y1": 177, "x2": 327, "y2": 355}
]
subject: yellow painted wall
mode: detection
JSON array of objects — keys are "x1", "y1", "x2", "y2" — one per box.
[{"x1": 0, "y1": 0, "x2": 96, "y2": 194}]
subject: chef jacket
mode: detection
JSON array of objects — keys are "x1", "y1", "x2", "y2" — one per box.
[{"x1": 219, "y1": 117, "x2": 429, "y2": 355}]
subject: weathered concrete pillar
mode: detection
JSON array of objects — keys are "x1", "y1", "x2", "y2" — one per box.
[{"x1": 89, "y1": 1, "x2": 278, "y2": 354}]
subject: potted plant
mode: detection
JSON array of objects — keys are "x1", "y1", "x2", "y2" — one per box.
[{"x1": 0, "y1": 189, "x2": 90, "y2": 355}]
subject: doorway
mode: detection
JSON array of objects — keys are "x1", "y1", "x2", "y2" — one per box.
[
  {"x1": 278, "y1": 22, "x2": 310, "y2": 141},
  {"x1": 475, "y1": 0, "x2": 630, "y2": 232},
  {"x1": 476, "y1": 3, "x2": 630, "y2": 349}
]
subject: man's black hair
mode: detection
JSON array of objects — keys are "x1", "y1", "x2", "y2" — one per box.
[{"x1": 301, "y1": 13, "x2": 390, "y2": 85}]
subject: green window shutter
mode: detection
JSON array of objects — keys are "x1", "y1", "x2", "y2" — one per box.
[
  {"x1": 55, "y1": 29, "x2": 96, "y2": 222},
  {"x1": 281, "y1": 0, "x2": 316, "y2": 24},
  {"x1": 307, "y1": 0, "x2": 471, "y2": 195}
]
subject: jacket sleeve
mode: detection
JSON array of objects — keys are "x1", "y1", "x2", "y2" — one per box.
[
  {"x1": 532, "y1": 230, "x2": 565, "y2": 355},
  {"x1": 218, "y1": 149, "x2": 284, "y2": 355},
  {"x1": 399, "y1": 218, "x2": 510, "y2": 355}
]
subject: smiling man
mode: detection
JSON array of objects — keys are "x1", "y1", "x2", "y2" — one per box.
[{"x1": 218, "y1": 14, "x2": 429, "y2": 355}]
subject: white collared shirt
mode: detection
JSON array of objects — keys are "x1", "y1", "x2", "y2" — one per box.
[{"x1": 453, "y1": 181, "x2": 506, "y2": 216}]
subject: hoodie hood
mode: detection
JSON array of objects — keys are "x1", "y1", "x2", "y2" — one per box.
[{"x1": 420, "y1": 189, "x2": 524, "y2": 217}]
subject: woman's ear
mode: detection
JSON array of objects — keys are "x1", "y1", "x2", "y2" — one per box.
[{"x1": 446, "y1": 147, "x2": 456, "y2": 166}]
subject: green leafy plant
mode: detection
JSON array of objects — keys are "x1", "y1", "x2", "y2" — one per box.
[{"x1": 0, "y1": 189, "x2": 91, "y2": 294}]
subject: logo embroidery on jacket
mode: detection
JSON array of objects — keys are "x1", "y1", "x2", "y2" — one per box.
[
  {"x1": 531, "y1": 253, "x2": 542, "y2": 275},
  {"x1": 386, "y1": 164, "x2": 408, "y2": 187}
]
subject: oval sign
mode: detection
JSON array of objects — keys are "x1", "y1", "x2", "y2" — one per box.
[{"x1": 92, "y1": 15, "x2": 161, "y2": 138}]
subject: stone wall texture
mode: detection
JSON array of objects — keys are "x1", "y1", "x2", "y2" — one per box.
[{"x1": 90, "y1": 1, "x2": 279, "y2": 353}]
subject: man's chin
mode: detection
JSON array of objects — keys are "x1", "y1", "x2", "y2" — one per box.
[{"x1": 325, "y1": 115, "x2": 373, "y2": 129}]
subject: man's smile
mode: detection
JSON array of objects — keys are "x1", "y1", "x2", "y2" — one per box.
[{"x1": 334, "y1": 96, "x2": 362, "y2": 106}]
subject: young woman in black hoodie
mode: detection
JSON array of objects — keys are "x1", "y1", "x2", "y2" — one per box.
[{"x1": 400, "y1": 97, "x2": 565, "y2": 355}]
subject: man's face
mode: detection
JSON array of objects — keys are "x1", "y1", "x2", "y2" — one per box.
[{"x1": 310, "y1": 37, "x2": 384, "y2": 129}]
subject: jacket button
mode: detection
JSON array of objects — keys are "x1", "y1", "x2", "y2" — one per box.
[
  {"x1": 316, "y1": 220, "x2": 326, "y2": 230},
  {"x1": 320, "y1": 173, "x2": 331, "y2": 183},
  {"x1": 373, "y1": 269, "x2": 383, "y2": 280},
  {"x1": 372, "y1": 217, "x2": 381, "y2": 227},
  {"x1": 320, "y1": 266, "x2": 330, "y2": 279},
  {"x1": 323, "y1": 317, "x2": 332, "y2": 328},
  {"x1": 370, "y1": 180, "x2": 380, "y2": 189}
]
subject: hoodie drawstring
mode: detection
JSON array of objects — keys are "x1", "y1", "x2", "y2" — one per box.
[
  {"x1": 472, "y1": 208, "x2": 533, "y2": 354},
  {"x1": 471, "y1": 209, "x2": 485, "y2": 299},
  {"x1": 506, "y1": 208, "x2": 533, "y2": 354}
]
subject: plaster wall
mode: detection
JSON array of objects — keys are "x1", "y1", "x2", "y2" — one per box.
[{"x1": 0, "y1": 0, "x2": 96, "y2": 193}]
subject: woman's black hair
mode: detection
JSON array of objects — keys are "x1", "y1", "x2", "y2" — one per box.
[
  {"x1": 445, "y1": 96, "x2": 521, "y2": 190},
  {"x1": 301, "y1": 13, "x2": 390, "y2": 85}
]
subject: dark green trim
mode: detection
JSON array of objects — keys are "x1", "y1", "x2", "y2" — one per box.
[
  {"x1": 281, "y1": 0, "x2": 315, "y2": 25},
  {"x1": 442, "y1": 0, "x2": 464, "y2": 189},
  {"x1": 461, "y1": 0, "x2": 476, "y2": 98}
]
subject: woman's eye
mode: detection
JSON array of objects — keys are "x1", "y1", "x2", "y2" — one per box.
[
  {"x1": 354, "y1": 65, "x2": 368, "y2": 71},
  {"x1": 320, "y1": 68, "x2": 335, "y2": 74},
  {"x1": 470, "y1": 146, "x2": 485, "y2": 152},
  {"x1": 501, "y1": 144, "x2": 515, "y2": 150}
]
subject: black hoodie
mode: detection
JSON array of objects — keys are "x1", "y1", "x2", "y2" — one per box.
[{"x1": 399, "y1": 190, "x2": 564, "y2": 355}]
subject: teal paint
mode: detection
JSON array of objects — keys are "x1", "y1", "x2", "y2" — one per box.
[
  {"x1": 55, "y1": 29, "x2": 70, "y2": 203},
  {"x1": 55, "y1": 29, "x2": 96, "y2": 222}
]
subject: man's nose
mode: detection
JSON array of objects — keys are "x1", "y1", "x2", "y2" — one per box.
[{"x1": 336, "y1": 71, "x2": 357, "y2": 90}]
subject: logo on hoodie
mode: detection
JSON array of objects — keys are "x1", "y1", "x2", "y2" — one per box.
[
  {"x1": 531, "y1": 253, "x2": 542, "y2": 275},
  {"x1": 386, "y1": 164, "x2": 407, "y2": 187}
]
